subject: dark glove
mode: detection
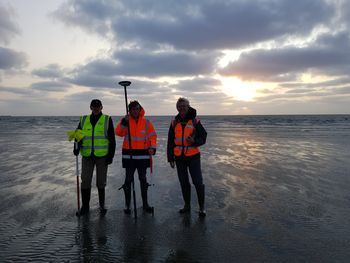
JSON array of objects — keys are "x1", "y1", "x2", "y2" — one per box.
[
  {"x1": 106, "y1": 157, "x2": 113, "y2": 165},
  {"x1": 73, "y1": 148, "x2": 79, "y2": 156},
  {"x1": 121, "y1": 117, "x2": 128, "y2": 126}
]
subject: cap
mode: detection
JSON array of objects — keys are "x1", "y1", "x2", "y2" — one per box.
[{"x1": 90, "y1": 99, "x2": 102, "y2": 107}]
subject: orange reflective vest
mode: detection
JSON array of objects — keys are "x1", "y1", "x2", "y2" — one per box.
[
  {"x1": 115, "y1": 109, "x2": 157, "y2": 161},
  {"x1": 173, "y1": 119, "x2": 200, "y2": 157}
]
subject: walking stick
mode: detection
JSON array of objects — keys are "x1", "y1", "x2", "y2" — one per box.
[
  {"x1": 118, "y1": 81, "x2": 137, "y2": 219},
  {"x1": 74, "y1": 141, "x2": 81, "y2": 216},
  {"x1": 67, "y1": 129, "x2": 85, "y2": 217}
]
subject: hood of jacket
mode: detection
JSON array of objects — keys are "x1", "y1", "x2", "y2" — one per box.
[
  {"x1": 130, "y1": 106, "x2": 145, "y2": 120},
  {"x1": 175, "y1": 106, "x2": 197, "y2": 122}
]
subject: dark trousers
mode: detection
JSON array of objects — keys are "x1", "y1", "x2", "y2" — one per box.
[
  {"x1": 124, "y1": 166, "x2": 149, "y2": 207},
  {"x1": 125, "y1": 166, "x2": 147, "y2": 187},
  {"x1": 81, "y1": 156, "x2": 108, "y2": 189},
  {"x1": 176, "y1": 157, "x2": 205, "y2": 208}
]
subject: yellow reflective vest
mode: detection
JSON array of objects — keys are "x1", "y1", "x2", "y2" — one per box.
[{"x1": 80, "y1": 114, "x2": 110, "y2": 157}]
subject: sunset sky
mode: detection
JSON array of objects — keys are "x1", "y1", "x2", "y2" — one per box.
[{"x1": 0, "y1": 0, "x2": 349, "y2": 116}]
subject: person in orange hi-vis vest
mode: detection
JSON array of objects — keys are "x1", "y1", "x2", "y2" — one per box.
[
  {"x1": 115, "y1": 100, "x2": 157, "y2": 214},
  {"x1": 167, "y1": 97, "x2": 207, "y2": 217}
]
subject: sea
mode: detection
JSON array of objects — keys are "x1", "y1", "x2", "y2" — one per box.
[{"x1": 0, "y1": 115, "x2": 349, "y2": 262}]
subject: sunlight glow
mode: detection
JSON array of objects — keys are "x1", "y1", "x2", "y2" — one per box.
[{"x1": 220, "y1": 77, "x2": 261, "y2": 101}]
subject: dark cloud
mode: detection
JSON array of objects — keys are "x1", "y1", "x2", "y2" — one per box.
[
  {"x1": 0, "y1": 85, "x2": 33, "y2": 95},
  {"x1": 113, "y1": 49, "x2": 220, "y2": 76},
  {"x1": 64, "y1": 73, "x2": 117, "y2": 89},
  {"x1": 115, "y1": 0, "x2": 334, "y2": 50},
  {"x1": 280, "y1": 77, "x2": 350, "y2": 89},
  {"x1": 220, "y1": 31, "x2": 350, "y2": 81},
  {"x1": 61, "y1": 49, "x2": 220, "y2": 89},
  {"x1": 170, "y1": 77, "x2": 221, "y2": 92},
  {"x1": 54, "y1": 0, "x2": 335, "y2": 50},
  {"x1": 335, "y1": 86, "x2": 350, "y2": 94},
  {"x1": 52, "y1": 0, "x2": 114, "y2": 35},
  {"x1": 116, "y1": 79, "x2": 172, "y2": 95},
  {"x1": 0, "y1": 47, "x2": 27, "y2": 70},
  {"x1": 44, "y1": 0, "x2": 350, "y2": 114},
  {"x1": 70, "y1": 49, "x2": 219, "y2": 79},
  {"x1": 30, "y1": 81, "x2": 70, "y2": 92},
  {"x1": 32, "y1": 64, "x2": 63, "y2": 79},
  {"x1": 0, "y1": 4, "x2": 20, "y2": 44}
]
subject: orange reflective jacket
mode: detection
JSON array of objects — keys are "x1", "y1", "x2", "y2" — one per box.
[
  {"x1": 173, "y1": 119, "x2": 200, "y2": 157},
  {"x1": 115, "y1": 107, "x2": 157, "y2": 161}
]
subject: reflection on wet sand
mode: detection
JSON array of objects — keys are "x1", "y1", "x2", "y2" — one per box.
[{"x1": 1, "y1": 116, "x2": 350, "y2": 262}]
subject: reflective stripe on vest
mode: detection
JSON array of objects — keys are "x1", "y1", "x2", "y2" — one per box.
[
  {"x1": 122, "y1": 154, "x2": 150, "y2": 160},
  {"x1": 80, "y1": 114, "x2": 109, "y2": 157},
  {"x1": 173, "y1": 119, "x2": 200, "y2": 157}
]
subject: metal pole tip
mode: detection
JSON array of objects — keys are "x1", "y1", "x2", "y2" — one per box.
[{"x1": 118, "y1": 81, "x2": 131, "y2": 87}]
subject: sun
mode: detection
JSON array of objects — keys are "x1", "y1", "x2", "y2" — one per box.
[{"x1": 220, "y1": 77, "x2": 260, "y2": 101}]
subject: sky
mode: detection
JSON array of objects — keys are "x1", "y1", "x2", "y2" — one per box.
[{"x1": 0, "y1": 0, "x2": 349, "y2": 116}]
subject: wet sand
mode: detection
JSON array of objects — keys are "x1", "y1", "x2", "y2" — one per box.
[{"x1": 1, "y1": 116, "x2": 350, "y2": 262}]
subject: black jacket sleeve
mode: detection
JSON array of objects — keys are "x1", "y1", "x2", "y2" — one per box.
[
  {"x1": 167, "y1": 123, "x2": 175, "y2": 162},
  {"x1": 107, "y1": 117, "x2": 116, "y2": 159},
  {"x1": 192, "y1": 120, "x2": 207, "y2": 147}
]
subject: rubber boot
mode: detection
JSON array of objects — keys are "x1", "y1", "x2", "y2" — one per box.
[
  {"x1": 179, "y1": 184, "x2": 191, "y2": 214},
  {"x1": 98, "y1": 188, "x2": 107, "y2": 216},
  {"x1": 123, "y1": 184, "x2": 131, "y2": 215},
  {"x1": 195, "y1": 184, "x2": 206, "y2": 217},
  {"x1": 77, "y1": 188, "x2": 91, "y2": 216},
  {"x1": 141, "y1": 182, "x2": 153, "y2": 213}
]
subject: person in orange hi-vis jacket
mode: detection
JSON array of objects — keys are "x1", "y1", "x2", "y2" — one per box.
[
  {"x1": 167, "y1": 97, "x2": 207, "y2": 217},
  {"x1": 115, "y1": 100, "x2": 157, "y2": 214}
]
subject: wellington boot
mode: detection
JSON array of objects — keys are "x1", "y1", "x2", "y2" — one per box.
[
  {"x1": 198, "y1": 209, "x2": 206, "y2": 217},
  {"x1": 141, "y1": 182, "x2": 153, "y2": 213},
  {"x1": 179, "y1": 204, "x2": 191, "y2": 214},
  {"x1": 123, "y1": 184, "x2": 131, "y2": 215},
  {"x1": 77, "y1": 188, "x2": 91, "y2": 216},
  {"x1": 195, "y1": 184, "x2": 205, "y2": 215},
  {"x1": 143, "y1": 204, "x2": 154, "y2": 214},
  {"x1": 98, "y1": 188, "x2": 107, "y2": 216}
]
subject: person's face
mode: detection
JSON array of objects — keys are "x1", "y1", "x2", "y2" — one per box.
[
  {"x1": 130, "y1": 106, "x2": 140, "y2": 119},
  {"x1": 90, "y1": 105, "x2": 102, "y2": 115},
  {"x1": 177, "y1": 101, "x2": 189, "y2": 116}
]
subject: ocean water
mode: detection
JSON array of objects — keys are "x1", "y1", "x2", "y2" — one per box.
[{"x1": 0, "y1": 115, "x2": 349, "y2": 262}]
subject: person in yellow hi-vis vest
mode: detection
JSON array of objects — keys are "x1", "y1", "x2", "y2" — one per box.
[{"x1": 73, "y1": 99, "x2": 116, "y2": 216}]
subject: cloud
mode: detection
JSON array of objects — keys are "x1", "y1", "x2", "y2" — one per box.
[
  {"x1": 220, "y1": 31, "x2": 350, "y2": 81},
  {"x1": 64, "y1": 73, "x2": 117, "y2": 89},
  {"x1": 0, "y1": 47, "x2": 27, "y2": 70},
  {"x1": 335, "y1": 86, "x2": 350, "y2": 94},
  {"x1": 30, "y1": 81, "x2": 70, "y2": 92},
  {"x1": 52, "y1": 0, "x2": 114, "y2": 35},
  {"x1": 0, "y1": 4, "x2": 20, "y2": 44},
  {"x1": 113, "y1": 49, "x2": 220, "y2": 76},
  {"x1": 60, "y1": 48, "x2": 220, "y2": 89},
  {"x1": 32, "y1": 64, "x2": 63, "y2": 79},
  {"x1": 54, "y1": 0, "x2": 335, "y2": 50},
  {"x1": 280, "y1": 77, "x2": 350, "y2": 89},
  {"x1": 15, "y1": 0, "x2": 348, "y2": 115},
  {"x1": 169, "y1": 77, "x2": 221, "y2": 92},
  {"x1": 0, "y1": 85, "x2": 33, "y2": 95}
]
